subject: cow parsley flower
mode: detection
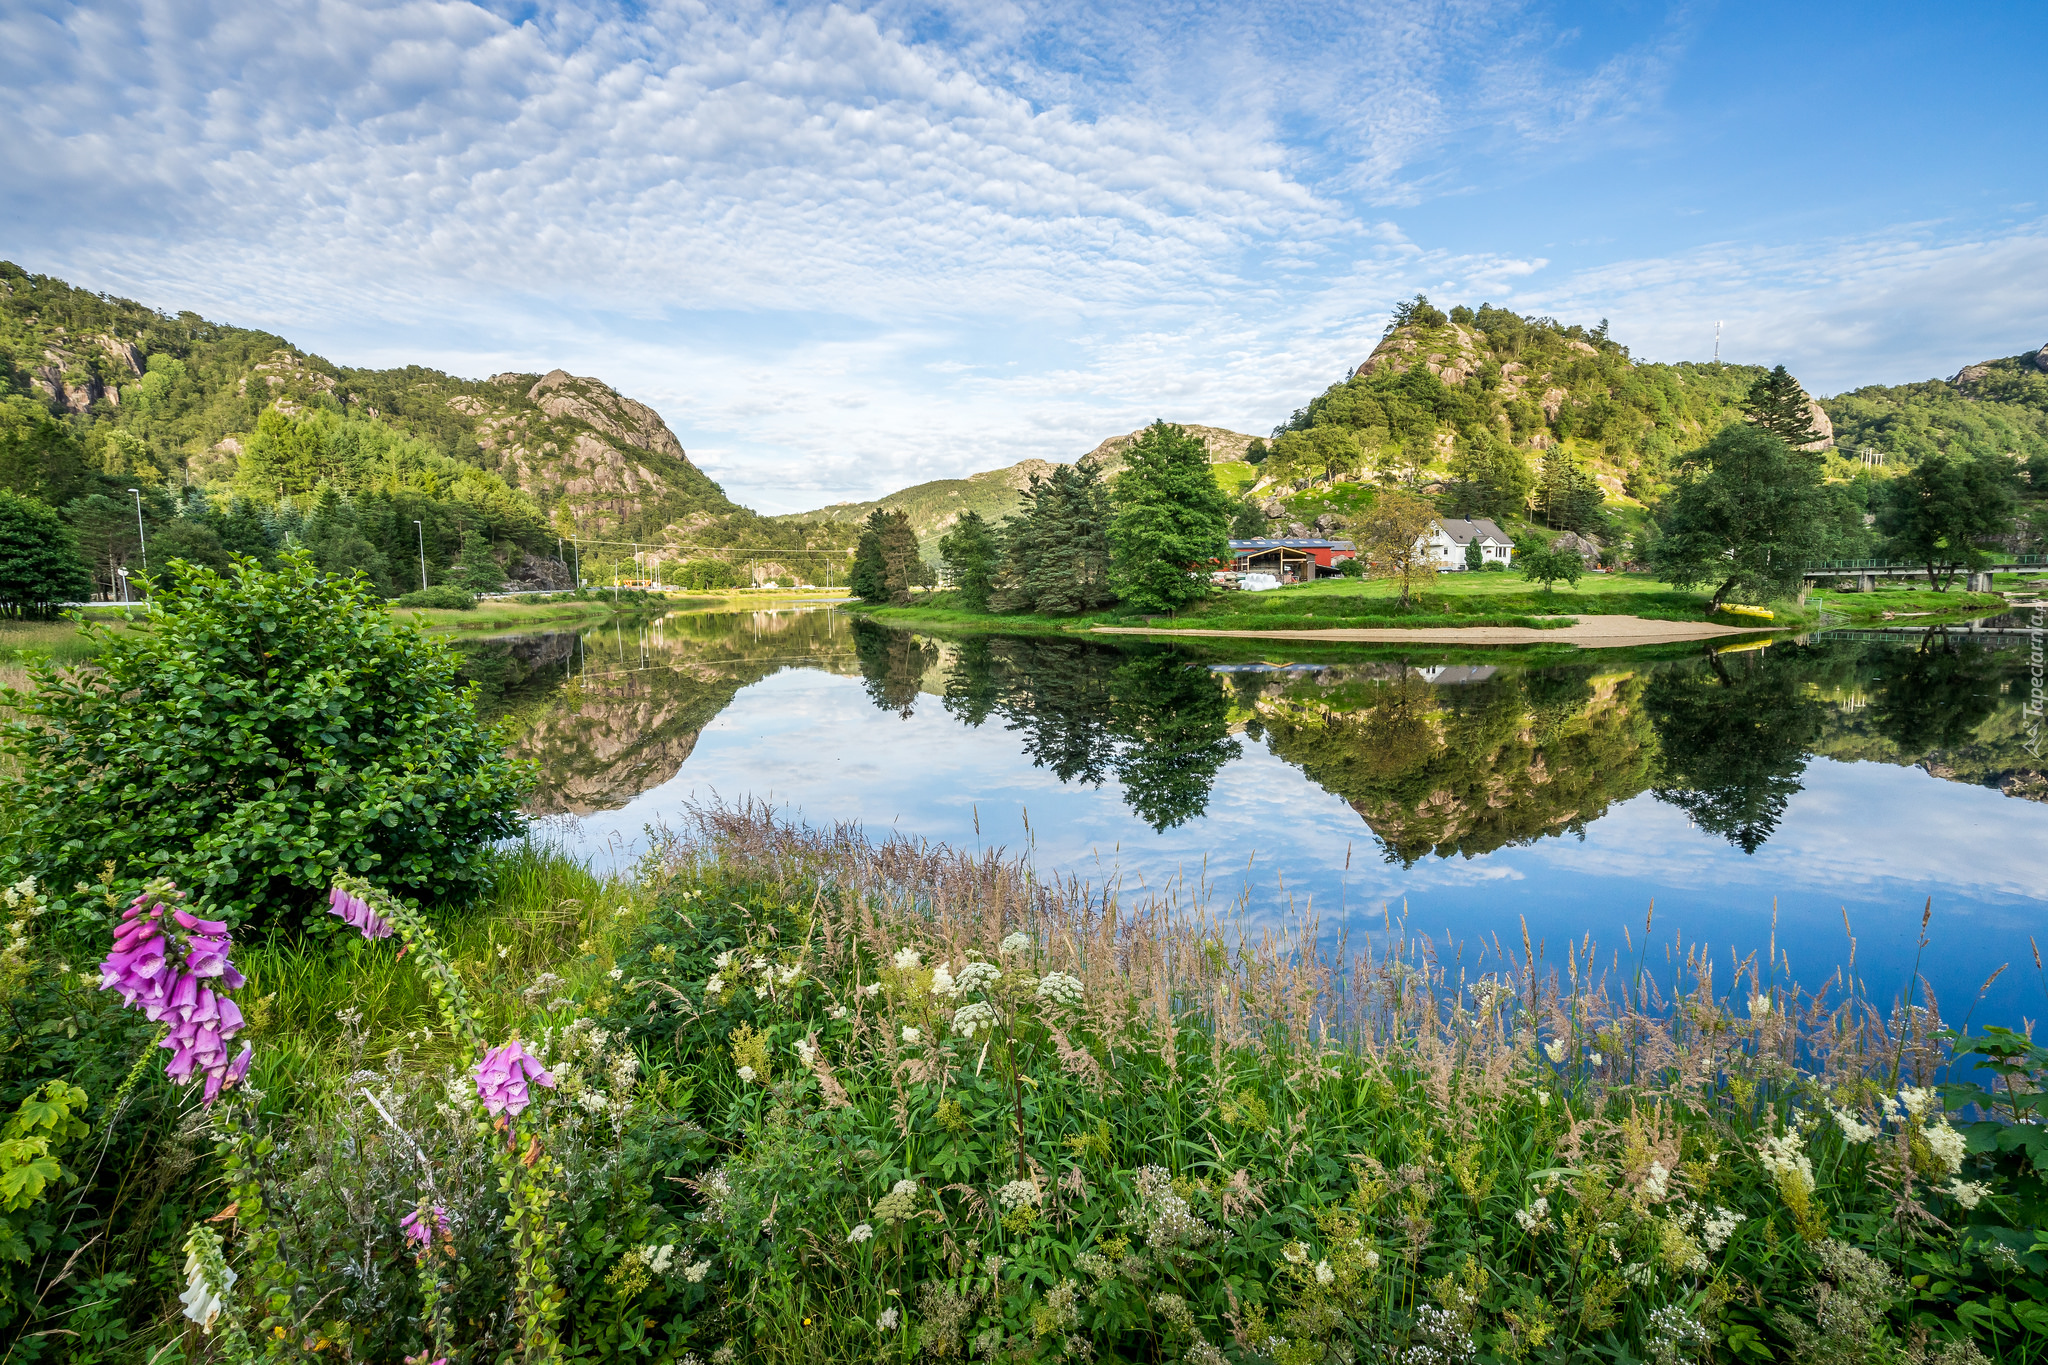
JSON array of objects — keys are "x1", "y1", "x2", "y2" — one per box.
[
  {"x1": 956, "y1": 961, "x2": 1001, "y2": 993},
  {"x1": 998, "y1": 932, "x2": 1032, "y2": 958},
  {"x1": 996, "y1": 1179, "x2": 1040, "y2": 1212},
  {"x1": 847, "y1": 1223, "x2": 875, "y2": 1244},
  {"x1": 951, "y1": 1001, "x2": 996, "y2": 1040},
  {"x1": 607, "y1": 967, "x2": 624, "y2": 981},
  {"x1": 1036, "y1": 972, "x2": 1084, "y2": 1008}
]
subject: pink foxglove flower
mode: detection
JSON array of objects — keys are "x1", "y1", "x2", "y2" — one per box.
[
  {"x1": 401, "y1": 1203, "x2": 452, "y2": 1249},
  {"x1": 473, "y1": 1040, "x2": 555, "y2": 1118},
  {"x1": 327, "y1": 885, "x2": 394, "y2": 940},
  {"x1": 99, "y1": 883, "x2": 252, "y2": 1105}
]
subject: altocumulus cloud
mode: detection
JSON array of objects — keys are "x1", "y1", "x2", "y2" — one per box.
[{"x1": 2, "y1": 0, "x2": 2042, "y2": 509}]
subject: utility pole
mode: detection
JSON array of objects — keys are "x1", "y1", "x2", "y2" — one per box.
[
  {"x1": 415, "y1": 521, "x2": 428, "y2": 591},
  {"x1": 127, "y1": 488, "x2": 147, "y2": 609}
]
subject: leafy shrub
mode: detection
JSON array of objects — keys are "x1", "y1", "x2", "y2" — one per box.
[
  {"x1": 674, "y1": 558, "x2": 745, "y2": 591},
  {"x1": 395, "y1": 584, "x2": 477, "y2": 610},
  {"x1": 1, "y1": 551, "x2": 530, "y2": 927}
]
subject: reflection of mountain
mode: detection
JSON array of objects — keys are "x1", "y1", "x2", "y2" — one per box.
[
  {"x1": 1257, "y1": 667, "x2": 1658, "y2": 865},
  {"x1": 511, "y1": 610, "x2": 857, "y2": 813}
]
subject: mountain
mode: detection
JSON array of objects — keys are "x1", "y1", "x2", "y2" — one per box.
[
  {"x1": 1820, "y1": 342, "x2": 2048, "y2": 466},
  {"x1": 0, "y1": 262, "x2": 830, "y2": 559},
  {"x1": 777, "y1": 421, "x2": 1258, "y2": 547}
]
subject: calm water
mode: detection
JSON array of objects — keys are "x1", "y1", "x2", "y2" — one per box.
[{"x1": 462, "y1": 606, "x2": 2048, "y2": 1028}]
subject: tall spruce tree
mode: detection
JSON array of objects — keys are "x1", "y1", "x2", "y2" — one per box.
[
  {"x1": 850, "y1": 508, "x2": 891, "y2": 603},
  {"x1": 1107, "y1": 421, "x2": 1234, "y2": 612},
  {"x1": 1742, "y1": 365, "x2": 1824, "y2": 449}
]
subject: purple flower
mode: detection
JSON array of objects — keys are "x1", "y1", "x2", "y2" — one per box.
[
  {"x1": 100, "y1": 883, "x2": 252, "y2": 1106},
  {"x1": 401, "y1": 1203, "x2": 452, "y2": 1249},
  {"x1": 327, "y1": 885, "x2": 394, "y2": 940},
  {"x1": 473, "y1": 1040, "x2": 555, "y2": 1118}
]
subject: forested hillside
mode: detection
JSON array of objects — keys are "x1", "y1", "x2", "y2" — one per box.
[
  {"x1": 0, "y1": 262, "x2": 837, "y2": 599},
  {"x1": 779, "y1": 422, "x2": 1256, "y2": 553},
  {"x1": 1821, "y1": 343, "x2": 2048, "y2": 466}
]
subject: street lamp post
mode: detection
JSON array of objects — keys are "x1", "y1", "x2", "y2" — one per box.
[
  {"x1": 414, "y1": 521, "x2": 428, "y2": 591},
  {"x1": 128, "y1": 488, "x2": 147, "y2": 608},
  {"x1": 116, "y1": 566, "x2": 129, "y2": 607}
]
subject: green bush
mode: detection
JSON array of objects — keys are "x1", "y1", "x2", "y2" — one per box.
[
  {"x1": 395, "y1": 584, "x2": 477, "y2": 609},
  {"x1": 1336, "y1": 556, "x2": 1366, "y2": 578},
  {"x1": 0, "y1": 551, "x2": 530, "y2": 927},
  {"x1": 1483, "y1": 559, "x2": 1507, "y2": 572},
  {"x1": 674, "y1": 558, "x2": 745, "y2": 591}
]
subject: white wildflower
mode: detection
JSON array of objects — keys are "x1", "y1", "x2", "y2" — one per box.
[
  {"x1": 1513, "y1": 1197, "x2": 1551, "y2": 1234},
  {"x1": 1589, "y1": 1050, "x2": 1605, "y2": 1067},
  {"x1": 713, "y1": 950, "x2": 737, "y2": 970},
  {"x1": 1830, "y1": 1104, "x2": 1880, "y2": 1144},
  {"x1": 1642, "y1": 1161, "x2": 1671, "y2": 1201},
  {"x1": 930, "y1": 964, "x2": 957, "y2": 999},
  {"x1": 1543, "y1": 1040, "x2": 1567, "y2": 1064},
  {"x1": 753, "y1": 985, "x2": 768, "y2": 1000},
  {"x1": 1281, "y1": 1241, "x2": 1309, "y2": 1265},
  {"x1": 1535, "y1": 1090, "x2": 1550, "y2": 1108},
  {"x1": 847, "y1": 1223, "x2": 875, "y2": 1244},
  {"x1": 1748, "y1": 992, "x2": 1771, "y2": 1018},
  {"x1": 951, "y1": 1001, "x2": 997, "y2": 1040},
  {"x1": 998, "y1": 932, "x2": 1032, "y2": 958},
  {"x1": 1946, "y1": 1179, "x2": 1990, "y2": 1210},
  {"x1": 956, "y1": 961, "x2": 1001, "y2": 993},
  {"x1": 179, "y1": 1240, "x2": 233, "y2": 1331},
  {"x1": 497, "y1": 944, "x2": 510, "y2": 960},
  {"x1": 862, "y1": 982, "x2": 882, "y2": 998},
  {"x1": 794, "y1": 1038, "x2": 817, "y2": 1067},
  {"x1": 777, "y1": 964, "x2": 801, "y2": 987},
  {"x1": 1702, "y1": 1206, "x2": 1744, "y2": 1252},
  {"x1": 1036, "y1": 972, "x2": 1084, "y2": 1007},
  {"x1": 1900, "y1": 1086, "x2": 1938, "y2": 1120},
  {"x1": 607, "y1": 967, "x2": 623, "y2": 981},
  {"x1": 901, "y1": 1026, "x2": 922, "y2": 1044},
  {"x1": 1757, "y1": 1128, "x2": 1814, "y2": 1197},
  {"x1": 705, "y1": 976, "x2": 725, "y2": 995},
  {"x1": 750, "y1": 956, "x2": 768, "y2": 973},
  {"x1": 1622, "y1": 1261, "x2": 1657, "y2": 1287},
  {"x1": 644, "y1": 1244, "x2": 676, "y2": 1274},
  {"x1": 891, "y1": 1179, "x2": 917, "y2": 1197},
  {"x1": 996, "y1": 1179, "x2": 1041, "y2": 1212},
  {"x1": 1313, "y1": 1259, "x2": 1334, "y2": 1285},
  {"x1": 892, "y1": 947, "x2": 922, "y2": 970},
  {"x1": 877, "y1": 1307, "x2": 899, "y2": 1331},
  {"x1": 684, "y1": 1258, "x2": 711, "y2": 1283},
  {"x1": 1924, "y1": 1120, "x2": 1967, "y2": 1175},
  {"x1": 737, "y1": 1065, "x2": 756, "y2": 1083},
  {"x1": 829, "y1": 1004, "x2": 849, "y2": 1019}
]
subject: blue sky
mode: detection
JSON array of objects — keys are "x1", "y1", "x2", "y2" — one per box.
[{"x1": 4, "y1": 0, "x2": 2044, "y2": 512}]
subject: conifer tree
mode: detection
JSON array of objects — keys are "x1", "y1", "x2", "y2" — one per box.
[
  {"x1": 938, "y1": 510, "x2": 1000, "y2": 612},
  {"x1": 1107, "y1": 421, "x2": 1233, "y2": 612},
  {"x1": 1742, "y1": 365, "x2": 1824, "y2": 448}
]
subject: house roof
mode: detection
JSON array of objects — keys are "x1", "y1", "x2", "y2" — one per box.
[
  {"x1": 1228, "y1": 538, "x2": 1356, "y2": 551},
  {"x1": 1432, "y1": 517, "x2": 1510, "y2": 545}
]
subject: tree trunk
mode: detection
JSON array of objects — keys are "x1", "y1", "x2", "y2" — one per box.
[{"x1": 1709, "y1": 575, "x2": 1738, "y2": 610}]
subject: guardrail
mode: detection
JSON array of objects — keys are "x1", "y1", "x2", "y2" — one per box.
[{"x1": 1804, "y1": 555, "x2": 2043, "y2": 570}]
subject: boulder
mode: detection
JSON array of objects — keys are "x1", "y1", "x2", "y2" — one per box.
[
  {"x1": 1952, "y1": 363, "x2": 1992, "y2": 388},
  {"x1": 1285, "y1": 522, "x2": 1310, "y2": 538},
  {"x1": 1260, "y1": 498, "x2": 1287, "y2": 518},
  {"x1": 1549, "y1": 531, "x2": 1603, "y2": 565},
  {"x1": 1312, "y1": 513, "x2": 1346, "y2": 534}
]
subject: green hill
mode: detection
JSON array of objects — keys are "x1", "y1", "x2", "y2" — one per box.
[
  {"x1": 0, "y1": 262, "x2": 842, "y2": 594},
  {"x1": 776, "y1": 423, "x2": 1258, "y2": 553},
  {"x1": 1819, "y1": 343, "x2": 2048, "y2": 466}
]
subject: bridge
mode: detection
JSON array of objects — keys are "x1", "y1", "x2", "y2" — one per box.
[{"x1": 1801, "y1": 555, "x2": 2043, "y2": 592}]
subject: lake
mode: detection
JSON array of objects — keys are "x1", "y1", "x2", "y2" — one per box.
[{"x1": 463, "y1": 605, "x2": 2048, "y2": 1029}]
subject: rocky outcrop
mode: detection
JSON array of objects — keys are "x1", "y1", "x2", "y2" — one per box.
[
  {"x1": 528, "y1": 370, "x2": 688, "y2": 462},
  {"x1": 2035, "y1": 343, "x2": 2048, "y2": 375},
  {"x1": 1082, "y1": 423, "x2": 1258, "y2": 469},
  {"x1": 1798, "y1": 397, "x2": 1835, "y2": 452}
]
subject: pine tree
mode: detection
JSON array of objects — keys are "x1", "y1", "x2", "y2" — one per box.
[
  {"x1": 876, "y1": 509, "x2": 920, "y2": 605},
  {"x1": 850, "y1": 508, "x2": 890, "y2": 603},
  {"x1": 1742, "y1": 365, "x2": 1824, "y2": 448},
  {"x1": 1107, "y1": 422, "x2": 1234, "y2": 612}
]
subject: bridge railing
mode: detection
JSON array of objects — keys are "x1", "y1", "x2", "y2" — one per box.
[{"x1": 1803, "y1": 555, "x2": 2042, "y2": 571}]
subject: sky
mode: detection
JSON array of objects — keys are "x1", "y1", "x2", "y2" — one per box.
[{"x1": 4, "y1": 1, "x2": 2045, "y2": 513}]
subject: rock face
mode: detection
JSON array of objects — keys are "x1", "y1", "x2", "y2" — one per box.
[
  {"x1": 1799, "y1": 398, "x2": 1835, "y2": 452},
  {"x1": 1082, "y1": 422, "x2": 1259, "y2": 469},
  {"x1": 2035, "y1": 343, "x2": 2048, "y2": 375}
]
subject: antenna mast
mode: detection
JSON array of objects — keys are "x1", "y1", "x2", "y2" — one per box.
[{"x1": 1713, "y1": 321, "x2": 1722, "y2": 365}]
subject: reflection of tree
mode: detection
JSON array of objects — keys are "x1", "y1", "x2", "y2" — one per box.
[
  {"x1": 852, "y1": 619, "x2": 937, "y2": 718},
  {"x1": 1107, "y1": 654, "x2": 1240, "y2": 830},
  {"x1": 1259, "y1": 668, "x2": 1657, "y2": 865},
  {"x1": 1645, "y1": 649, "x2": 1821, "y2": 854},
  {"x1": 934, "y1": 633, "x2": 1232, "y2": 825},
  {"x1": 1871, "y1": 630, "x2": 2001, "y2": 754}
]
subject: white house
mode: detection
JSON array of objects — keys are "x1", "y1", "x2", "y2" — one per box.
[{"x1": 1416, "y1": 517, "x2": 1514, "y2": 570}]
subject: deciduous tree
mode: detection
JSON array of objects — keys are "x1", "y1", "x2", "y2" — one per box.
[
  {"x1": 0, "y1": 490, "x2": 91, "y2": 618},
  {"x1": 1876, "y1": 452, "x2": 2019, "y2": 590},
  {"x1": 1650, "y1": 425, "x2": 1839, "y2": 609},
  {"x1": 1354, "y1": 488, "x2": 1439, "y2": 607}
]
